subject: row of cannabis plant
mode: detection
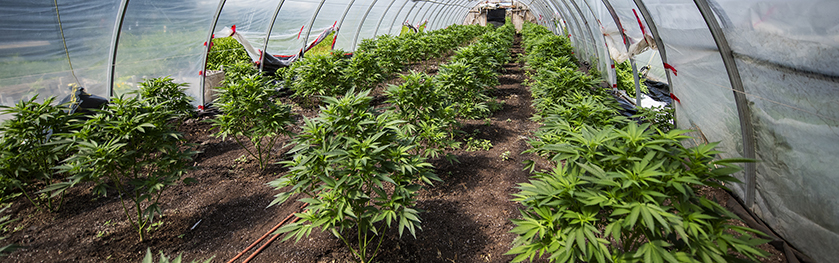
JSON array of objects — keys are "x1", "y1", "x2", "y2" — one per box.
[
  {"x1": 0, "y1": 77, "x2": 196, "y2": 242},
  {"x1": 507, "y1": 22, "x2": 770, "y2": 263},
  {"x1": 267, "y1": 22, "x2": 514, "y2": 263},
  {"x1": 434, "y1": 20, "x2": 515, "y2": 119},
  {"x1": 277, "y1": 24, "x2": 485, "y2": 104},
  {"x1": 207, "y1": 24, "x2": 487, "y2": 171},
  {"x1": 384, "y1": 20, "x2": 516, "y2": 162}
]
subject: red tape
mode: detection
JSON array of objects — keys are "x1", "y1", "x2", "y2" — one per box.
[
  {"x1": 632, "y1": 9, "x2": 653, "y2": 47},
  {"x1": 669, "y1": 93, "x2": 681, "y2": 103},
  {"x1": 664, "y1": 63, "x2": 678, "y2": 76},
  {"x1": 297, "y1": 25, "x2": 304, "y2": 39},
  {"x1": 632, "y1": 9, "x2": 646, "y2": 35}
]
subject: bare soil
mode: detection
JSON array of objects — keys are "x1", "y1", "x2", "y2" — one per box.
[{"x1": 3, "y1": 36, "x2": 786, "y2": 263}]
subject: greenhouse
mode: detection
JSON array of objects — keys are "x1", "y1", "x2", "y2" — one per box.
[{"x1": 0, "y1": 0, "x2": 836, "y2": 262}]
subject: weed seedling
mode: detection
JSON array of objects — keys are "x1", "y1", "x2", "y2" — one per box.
[{"x1": 500, "y1": 151, "x2": 511, "y2": 161}]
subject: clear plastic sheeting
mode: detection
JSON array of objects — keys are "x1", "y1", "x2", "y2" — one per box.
[
  {"x1": 576, "y1": 0, "x2": 610, "y2": 80},
  {"x1": 113, "y1": 0, "x2": 214, "y2": 100},
  {"x1": 714, "y1": 1, "x2": 839, "y2": 262},
  {"x1": 215, "y1": 0, "x2": 279, "y2": 57},
  {"x1": 641, "y1": 0, "x2": 743, "y2": 165},
  {"x1": 0, "y1": 0, "x2": 119, "y2": 111}
]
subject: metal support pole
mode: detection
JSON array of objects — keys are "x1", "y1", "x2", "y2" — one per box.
[
  {"x1": 427, "y1": 3, "x2": 446, "y2": 30},
  {"x1": 352, "y1": 0, "x2": 381, "y2": 50},
  {"x1": 631, "y1": 55, "x2": 641, "y2": 106},
  {"x1": 373, "y1": 0, "x2": 399, "y2": 37},
  {"x1": 562, "y1": 0, "x2": 596, "y2": 61},
  {"x1": 301, "y1": 0, "x2": 328, "y2": 51},
  {"x1": 259, "y1": 0, "x2": 287, "y2": 72},
  {"x1": 455, "y1": 6, "x2": 472, "y2": 26},
  {"x1": 554, "y1": 0, "x2": 585, "y2": 54},
  {"x1": 598, "y1": 0, "x2": 639, "y2": 106},
  {"x1": 534, "y1": 0, "x2": 552, "y2": 28},
  {"x1": 417, "y1": 1, "x2": 439, "y2": 26},
  {"x1": 535, "y1": 0, "x2": 557, "y2": 33},
  {"x1": 448, "y1": 0, "x2": 476, "y2": 27},
  {"x1": 335, "y1": 0, "x2": 360, "y2": 43},
  {"x1": 430, "y1": 0, "x2": 467, "y2": 30},
  {"x1": 532, "y1": 0, "x2": 558, "y2": 34},
  {"x1": 391, "y1": 1, "x2": 418, "y2": 34},
  {"x1": 544, "y1": 0, "x2": 562, "y2": 33},
  {"x1": 388, "y1": 0, "x2": 413, "y2": 35},
  {"x1": 600, "y1": 0, "x2": 627, "y2": 91},
  {"x1": 409, "y1": 1, "x2": 429, "y2": 27},
  {"x1": 601, "y1": 0, "x2": 644, "y2": 106},
  {"x1": 546, "y1": 0, "x2": 573, "y2": 39},
  {"x1": 551, "y1": 0, "x2": 585, "y2": 60},
  {"x1": 436, "y1": 2, "x2": 460, "y2": 28},
  {"x1": 458, "y1": 6, "x2": 472, "y2": 25},
  {"x1": 461, "y1": 1, "x2": 480, "y2": 25},
  {"x1": 424, "y1": 2, "x2": 446, "y2": 30},
  {"x1": 107, "y1": 0, "x2": 131, "y2": 98},
  {"x1": 692, "y1": 0, "x2": 757, "y2": 209},
  {"x1": 581, "y1": 0, "x2": 615, "y2": 81},
  {"x1": 630, "y1": 0, "x2": 674, "y2": 96},
  {"x1": 525, "y1": 0, "x2": 544, "y2": 25},
  {"x1": 549, "y1": 0, "x2": 578, "y2": 43}
]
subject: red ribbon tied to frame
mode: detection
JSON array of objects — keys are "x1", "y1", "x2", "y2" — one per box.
[
  {"x1": 664, "y1": 63, "x2": 678, "y2": 76},
  {"x1": 669, "y1": 93, "x2": 681, "y2": 103}
]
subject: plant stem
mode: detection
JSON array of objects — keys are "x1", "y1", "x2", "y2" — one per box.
[
  {"x1": 369, "y1": 223, "x2": 389, "y2": 261},
  {"x1": 335, "y1": 230, "x2": 359, "y2": 261},
  {"x1": 15, "y1": 184, "x2": 42, "y2": 213},
  {"x1": 232, "y1": 135, "x2": 258, "y2": 167},
  {"x1": 358, "y1": 222, "x2": 365, "y2": 261}
]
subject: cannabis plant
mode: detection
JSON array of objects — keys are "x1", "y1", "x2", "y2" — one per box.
[
  {"x1": 616, "y1": 61, "x2": 649, "y2": 98},
  {"x1": 282, "y1": 51, "x2": 352, "y2": 104},
  {"x1": 344, "y1": 51, "x2": 385, "y2": 90},
  {"x1": 434, "y1": 59, "x2": 494, "y2": 119},
  {"x1": 528, "y1": 66, "x2": 602, "y2": 116},
  {"x1": 211, "y1": 72, "x2": 293, "y2": 170},
  {"x1": 363, "y1": 35, "x2": 405, "y2": 75},
  {"x1": 270, "y1": 89, "x2": 440, "y2": 263},
  {"x1": 452, "y1": 42, "x2": 501, "y2": 88},
  {"x1": 50, "y1": 95, "x2": 196, "y2": 242},
  {"x1": 0, "y1": 95, "x2": 76, "y2": 211},
  {"x1": 509, "y1": 123, "x2": 769, "y2": 263},
  {"x1": 206, "y1": 37, "x2": 251, "y2": 71},
  {"x1": 521, "y1": 23, "x2": 577, "y2": 69},
  {"x1": 634, "y1": 105, "x2": 675, "y2": 132},
  {"x1": 135, "y1": 76, "x2": 195, "y2": 121},
  {"x1": 385, "y1": 71, "x2": 460, "y2": 160},
  {"x1": 398, "y1": 32, "x2": 425, "y2": 63}
]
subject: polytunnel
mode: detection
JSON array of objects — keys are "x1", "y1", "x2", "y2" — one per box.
[{"x1": 1, "y1": 0, "x2": 838, "y2": 262}]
